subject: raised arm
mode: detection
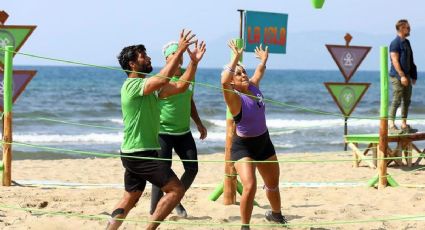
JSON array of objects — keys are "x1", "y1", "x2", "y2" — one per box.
[
  {"x1": 221, "y1": 40, "x2": 243, "y2": 117},
  {"x1": 250, "y1": 44, "x2": 268, "y2": 88},
  {"x1": 159, "y1": 41, "x2": 206, "y2": 98},
  {"x1": 144, "y1": 29, "x2": 197, "y2": 95}
]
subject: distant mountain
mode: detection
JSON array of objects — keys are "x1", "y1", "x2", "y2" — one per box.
[{"x1": 203, "y1": 27, "x2": 425, "y2": 71}]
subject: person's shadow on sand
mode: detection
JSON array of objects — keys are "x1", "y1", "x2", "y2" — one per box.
[
  {"x1": 228, "y1": 214, "x2": 303, "y2": 222},
  {"x1": 168, "y1": 215, "x2": 212, "y2": 221}
]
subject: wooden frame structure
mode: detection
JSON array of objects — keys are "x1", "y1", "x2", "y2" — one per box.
[{"x1": 345, "y1": 133, "x2": 425, "y2": 168}]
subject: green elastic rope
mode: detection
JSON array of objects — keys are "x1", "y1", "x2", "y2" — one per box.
[
  {"x1": 25, "y1": 116, "x2": 325, "y2": 133},
  {"x1": 1, "y1": 204, "x2": 425, "y2": 228},
  {"x1": 6, "y1": 47, "x2": 425, "y2": 121},
  {"x1": 34, "y1": 117, "x2": 121, "y2": 131},
  {"x1": 5, "y1": 140, "x2": 421, "y2": 164}
]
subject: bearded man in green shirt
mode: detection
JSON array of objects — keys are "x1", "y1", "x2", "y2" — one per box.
[{"x1": 107, "y1": 29, "x2": 206, "y2": 230}]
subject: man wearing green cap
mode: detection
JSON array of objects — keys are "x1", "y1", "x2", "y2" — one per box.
[
  {"x1": 150, "y1": 41, "x2": 207, "y2": 217},
  {"x1": 107, "y1": 29, "x2": 206, "y2": 230}
]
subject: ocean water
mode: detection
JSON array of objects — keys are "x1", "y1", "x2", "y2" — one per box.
[{"x1": 8, "y1": 66, "x2": 425, "y2": 159}]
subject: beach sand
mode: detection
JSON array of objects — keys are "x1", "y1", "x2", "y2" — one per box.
[{"x1": 1, "y1": 151, "x2": 425, "y2": 229}]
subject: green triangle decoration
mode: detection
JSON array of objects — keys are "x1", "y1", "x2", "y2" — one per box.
[
  {"x1": 324, "y1": 82, "x2": 370, "y2": 116},
  {"x1": 0, "y1": 25, "x2": 36, "y2": 67}
]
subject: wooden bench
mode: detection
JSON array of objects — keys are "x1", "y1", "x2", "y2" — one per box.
[{"x1": 344, "y1": 132, "x2": 425, "y2": 168}]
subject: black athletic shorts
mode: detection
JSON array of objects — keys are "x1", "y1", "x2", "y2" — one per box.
[
  {"x1": 120, "y1": 150, "x2": 177, "y2": 192},
  {"x1": 231, "y1": 130, "x2": 276, "y2": 161}
]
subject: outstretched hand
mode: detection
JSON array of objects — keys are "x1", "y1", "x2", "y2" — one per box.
[
  {"x1": 254, "y1": 44, "x2": 268, "y2": 64},
  {"x1": 178, "y1": 29, "x2": 197, "y2": 53},
  {"x1": 187, "y1": 41, "x2": 206, "y2": 64},
  {"x1": 228, "y1": 40, "x2": 243, "y2": 60}
]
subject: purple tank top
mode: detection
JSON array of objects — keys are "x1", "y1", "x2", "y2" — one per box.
[{"x1": 236, "y1": 84, "x2": 267, "y2": 137}]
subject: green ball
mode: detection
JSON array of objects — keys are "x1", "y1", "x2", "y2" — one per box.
[{"x1": 312, "y1": 0, "x2": 325, "y2": 9}]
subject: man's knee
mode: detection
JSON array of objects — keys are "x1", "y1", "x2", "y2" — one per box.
[
  {"x1": 123, "y1": 191, "x2": 142, "y2": 206},
  {"x1": 163, "y1": 178, "x2": 184, "y2": 198}
]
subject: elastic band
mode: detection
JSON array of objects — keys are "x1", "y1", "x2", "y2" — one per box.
[
  {"x1": 224, "y1": 173, "x2": 238, "y2": 177},
  {"x1": 263, "y1": 184, "x2": 279, "y2": 192}
]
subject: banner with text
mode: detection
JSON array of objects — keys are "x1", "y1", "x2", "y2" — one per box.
[{"x1": 244, "y1": 11, "x2": 288, "y2": 54}]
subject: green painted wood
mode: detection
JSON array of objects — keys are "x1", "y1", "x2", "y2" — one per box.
[
  {"x1": 380, "y1": 46, "x2": 389, "y2": 118},
  {"x1": 345, "y1": 132, "x2": 425, "y2": 143},
  {"x1": 3, "y1": 45, "x2": 13, "y2": 113}
]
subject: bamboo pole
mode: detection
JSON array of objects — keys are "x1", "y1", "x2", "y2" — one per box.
[
  {"x1": 378, "y1": 46, "x2": 389, "y2": 189},
  {"x1": 2, "y1": 45, "x2": 13, "y2": 186}
]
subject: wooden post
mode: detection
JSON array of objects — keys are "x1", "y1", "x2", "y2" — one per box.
[
  {"x1": 2, "y1": 45, "x2": 14, "y2": 186},
  {"x1": 343, "y1": 34, "x2": 352, "y2": 151},
  {"x1": 344, "y1": 117, "x2": 348, "y2": 151},
  {"x1": 223, "y1": 118, "x2": 236, "y2": 204},
  {"x1": 406, "y1": 142, "x2": 413, "y2": 167},
  {"x1": 237, "y1": 9, "x2": 244, "y2": 39},
  {"x1": 378, "y1": 46, "x2": 389, "y2": 189},
  {"x1": 223, "y1": 9, "x2": 245, "y2": 204},
  {"x1": 372, "y1": 143, "x2": 378, "y2": 167}
]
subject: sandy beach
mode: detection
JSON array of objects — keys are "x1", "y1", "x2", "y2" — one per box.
[{"x1": 1, "y1": 151, "x2": 425, "y2": 230}]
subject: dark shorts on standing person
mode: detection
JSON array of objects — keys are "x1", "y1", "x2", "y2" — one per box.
[
  {"x1": 231, "y1": 130, "x2": 276, "y2": 161},
  {"x1": 121, "y1": 150, "x2": 177, "y2": 192}
]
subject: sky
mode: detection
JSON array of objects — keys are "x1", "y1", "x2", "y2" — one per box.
[{"x1": 2, "y1": 0, "x2": 425, "y2": 70}]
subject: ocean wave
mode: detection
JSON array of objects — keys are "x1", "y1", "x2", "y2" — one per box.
[
  {"x1": 109, "y1": 119, "x2": 123, "y2": 124},
  {"x1": 208, "y1": 118, "x2": 425, "y2": 130},
  {"x1": 14, "y1": 133, "x2": 123, "y2": 144},
  {"x1": 273, "y1": 144, "x2": 296, "y2": 149},
  {"x1": 207, "y1": 119, "x2": 369, "y2": 129}
]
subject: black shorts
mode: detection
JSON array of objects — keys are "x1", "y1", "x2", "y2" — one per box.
[
  {"x1": 120, "y1": 150, "x2": 177, "y2": 192},
  {"x1": 231, "y1": 130, "x2": 276, "y2": 161},
  {"x1": 158, "y1": 132, "x2": 198, "y2": 168}
]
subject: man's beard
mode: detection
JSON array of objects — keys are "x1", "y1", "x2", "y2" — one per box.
[{"x1": 139, "y1": 64, "x2": 153, "y2": 74}]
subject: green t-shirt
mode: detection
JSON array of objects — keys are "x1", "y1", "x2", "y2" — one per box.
[
  {"x1": 159, "y1": 75, "x2": 195, "y2": 135},
  {"x1": 120, "y1": 78, "x2": 161, "y2": 153}
]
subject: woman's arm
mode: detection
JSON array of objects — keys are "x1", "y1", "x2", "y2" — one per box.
[
  {"x1": 221, "y1": 40, "x2": 243, "y2": 116},
  {"x1": 250, "y1": 44, "x2": 269, "y2": 88}
]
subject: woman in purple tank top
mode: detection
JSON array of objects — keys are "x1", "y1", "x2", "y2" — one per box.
[{"x1": 221, "y1": 40, "x2": 287, "y2": 230}]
